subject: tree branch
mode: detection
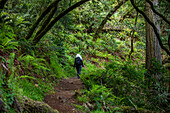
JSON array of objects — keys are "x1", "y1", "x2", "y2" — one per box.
[
  {"x1": 146, "y1": 0, "x2": 170, "y2": 25},
  {"x1": 119, "y1": 7, "x2": 134, "y2": 22},
  {"x1": 130, "y1": 0, "x2": 170, "y2": 56},
  {"x1": 32, "y1": 0, "x2": 90, "y2": 44},
  {"x1": 25, "y1": 0, "x2": 61, "y2": 40},
  {"x1": 35, "y1": 7, "x2": 57, "y2": 38},
  {"x1": 93, "y1": 0, "x2": 127, "y2": 41},
  {"x1": 129, "y1": 11, "x2": 138, "y2": 58}
]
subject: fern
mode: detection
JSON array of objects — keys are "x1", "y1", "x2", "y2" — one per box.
[
  {"x1": 0, "y1": 13, "x2": 18, "y2": 52},
  {"x1": 0, "y1": 53, "x2": 21, "y2": 112},
  {"x1": 49, "y1": 53, "x2": 64, "y2": 78},
  {"x1": 18, "y1": 54, "x2": 50, "y2": 77}
]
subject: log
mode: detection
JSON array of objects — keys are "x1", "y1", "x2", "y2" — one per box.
[
  {"x1": 0, "y1": 61, "x2": 58, "y2": 112},
  {"x1": 23, "y1": 96, "x2": 59, "y2": 113},
  {"x1": 0, "y1": 96, "x2": 59, "y2": 112}
]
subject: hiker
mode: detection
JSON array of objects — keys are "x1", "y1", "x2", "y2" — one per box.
[{"x1": 74, "y1": 54, "x2": 84, "y2": 79}]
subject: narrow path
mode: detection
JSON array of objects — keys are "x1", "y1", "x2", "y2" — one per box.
[{"x1": 44, "y1": 77, "x2": 84, "y2": 113}]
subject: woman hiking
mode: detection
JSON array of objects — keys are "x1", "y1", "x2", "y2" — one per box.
[{"x1": 74, "y1": 54, "x2": 84, "y2": 79}]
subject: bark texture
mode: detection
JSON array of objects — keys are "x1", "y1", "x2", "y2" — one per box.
[
  {"x1": 130, "y1": 0, "x2": 170, "y2": 55},
  {"x1": 35, "y1": 7, "x2": 57, "y2": 38},
  {"x1": 146, "y1": 0, "x2": 170, "y2": 25},
  {"x1": 145, "y1": 0, "x2": 162, "y2": 71}
]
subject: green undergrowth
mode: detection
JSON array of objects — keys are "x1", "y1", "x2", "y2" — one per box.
[
  {"x1": 77, "y1": 58, "x2": 169, "y2": 112},
  {"x1": 1, "y1": 7, "x2": 169, "y2": 112},
  {"x1": 1, "y1": 23, "x2": 168, "y2": 112},
  {"x1": 18, "y1": 78, "x2": 53, "y2": 101}
]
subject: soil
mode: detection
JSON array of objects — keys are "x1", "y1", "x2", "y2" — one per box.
[{"x1": 44, "y1": 77, "x2": 84, "y2": 113}]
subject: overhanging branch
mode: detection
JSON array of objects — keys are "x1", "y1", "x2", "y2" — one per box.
[
  {"x1": 93, "y1": 0, "x2": 127, "y2": 41},
  {"x1": 119, "y1": 7, "x2": 134, "y2": 22},
  {"x1": 35, "y1": 7, "x2": 57, "y2": 38},
  {"x1": 130, "y1": 0, "x2": 170, "y2": 56},
  {"x1": 119, "y1": 0, "x2": 140, "y2": 22},
  {"x1": 25, "y1": 0, "x2": 61, "y2": 40},
  {"x1": 146, "y1": 0, "x2": 170, "y2": 25},
  {"x1": 32, "y1": 0, "x2": 90, "y2": 44}
]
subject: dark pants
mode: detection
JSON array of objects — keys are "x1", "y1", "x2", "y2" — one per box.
[{"x1": 76, "y1": 65, "x2": 82, "y2": 79}]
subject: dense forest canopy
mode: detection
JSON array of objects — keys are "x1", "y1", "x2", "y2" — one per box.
[{"x1": 0, "y1": 0, "x2": 169, "y2": 112}]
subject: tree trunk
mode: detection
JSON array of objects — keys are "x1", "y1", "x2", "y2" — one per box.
[
  {"x1": 146, "y1": 0, "x2": 170, "y2": 25},
  {"x1": 23, "y1": 96, "x2": 59, "y2": 113},
  {"x1": 130, "y1": 0, "x2": 170, "y2": 56},
  {"x1": 35, "y1": 7, "x2": 57, "y2": 38},
  {"x1": 145, "y1": 0, "x2": 162, "y2": 78}
]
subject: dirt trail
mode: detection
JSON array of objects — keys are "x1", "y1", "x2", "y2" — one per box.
[{"x1": 44, "y1": 77, "x2": 84, "y2": 113}]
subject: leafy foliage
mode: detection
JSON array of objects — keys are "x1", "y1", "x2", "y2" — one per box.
[
  {"x1": 80, "y1": 57, "x2": 168, "y2": 112},
  {"x1": 0, "y1": 13, "x2": 18, "y2": 52},
  {"x1": 0, "y1": 0, "x2": 169, "y2": 112}
]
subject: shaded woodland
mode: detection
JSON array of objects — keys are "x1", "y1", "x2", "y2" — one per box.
[{"x1": 0, "y1": 0, "x2": 169, "y2": 112}]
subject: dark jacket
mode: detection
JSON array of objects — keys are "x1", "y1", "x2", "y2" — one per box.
[{"x1": 74, "y1": 57, "x2": 84, "y2": 67}]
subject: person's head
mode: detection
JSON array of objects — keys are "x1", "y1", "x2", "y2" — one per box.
[{"x1": 76, "y1": 54, "x2": 82, "y2": 60}]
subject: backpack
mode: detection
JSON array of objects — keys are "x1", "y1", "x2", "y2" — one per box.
[{"x1": 75, "y1": 57, "x2": 82, "y2": 65}]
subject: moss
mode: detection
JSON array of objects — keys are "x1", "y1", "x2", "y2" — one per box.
[{"x1": 23, "y1": 96, "x2": 59, "y2": 113}]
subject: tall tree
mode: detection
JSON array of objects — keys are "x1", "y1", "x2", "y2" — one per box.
[
  {"x1": 130, "y1": 0, "x2": 170, "y2": 56},
  {"x1": 145, "y1": 0, "x2": 162, "y2": 77}
]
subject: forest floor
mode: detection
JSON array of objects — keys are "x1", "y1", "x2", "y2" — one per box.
[{"x1": 44, "y1": 77, "x2": 84, "y2": 113}]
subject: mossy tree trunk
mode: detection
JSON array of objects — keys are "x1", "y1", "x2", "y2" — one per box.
[
  {"x1": 146, "y1": 0, "x2": 170, "y2": 25},
  {"x1": 23, "y1": 96, "x2": 59, "y2": 113},
  {"x1": 34, "y1": 6, "x2": 58, "y2": 38},
  {"x1": 25, "y1": 0, "x2": 61, "y2": 40},
  {"x1": 25, "y1": 0, "x2": 90, "y2": 45},
  {"x1": 32, "y1": 0, "x2": 90, "y2": 45}
]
